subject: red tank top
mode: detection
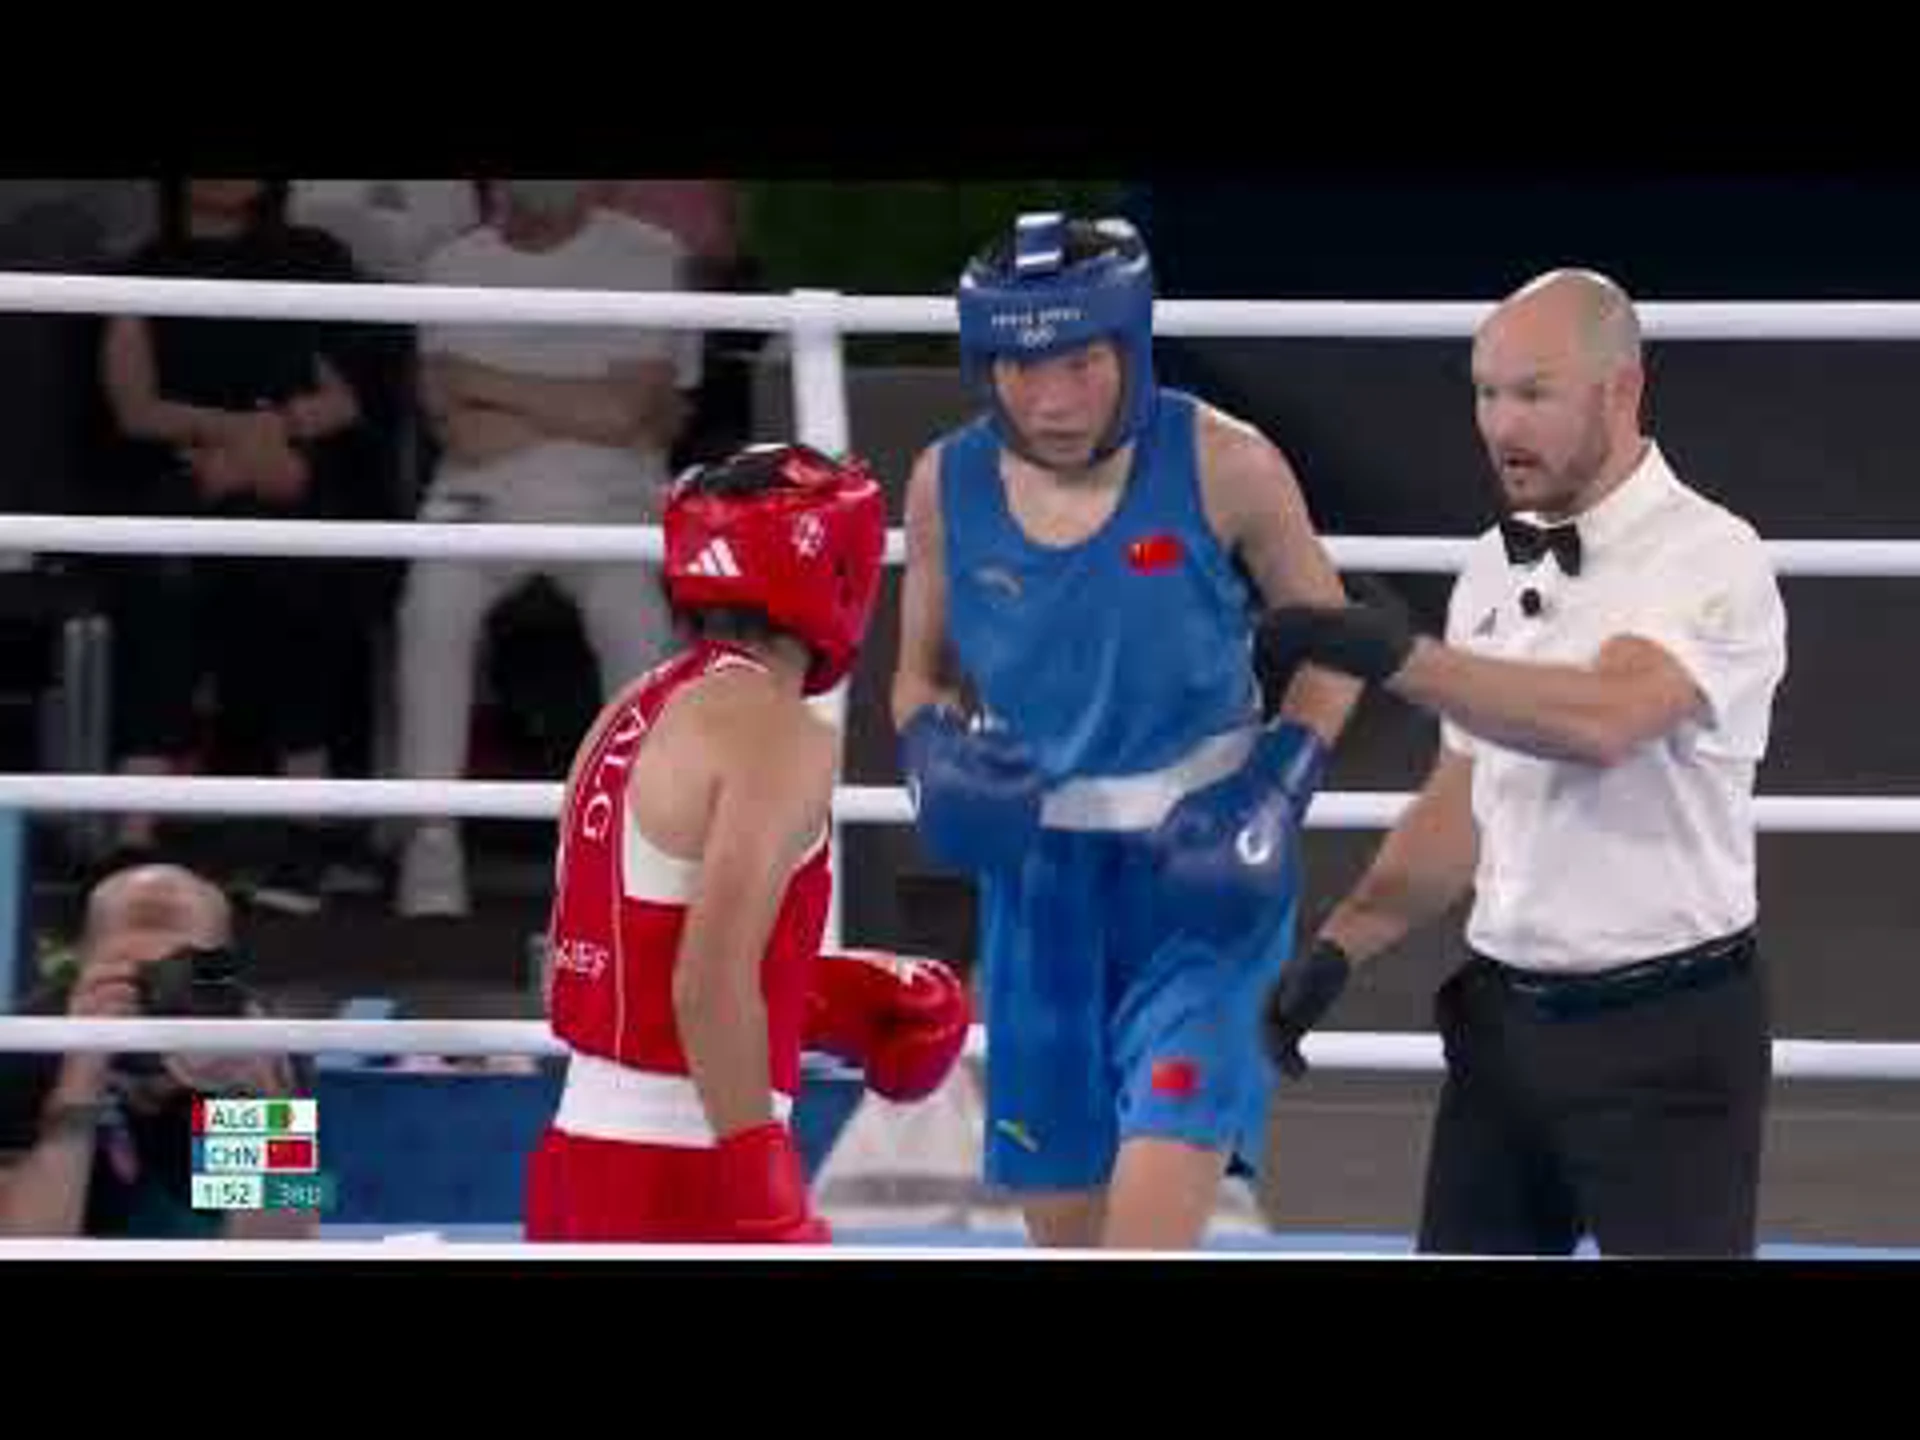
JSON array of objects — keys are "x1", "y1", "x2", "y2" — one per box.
[{"x1": 545, "y1": 641, "x2": 830, "y2": 1099}]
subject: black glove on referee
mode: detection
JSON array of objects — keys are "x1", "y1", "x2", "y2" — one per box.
[
  {"x1": 1255, "y1": 601, "x2": 1416, "y2": 695},
  {"x1": 1253, "y1": 577, "x2": 1422, "y2": 716},
  {"x1": 1263, "y1": 938, "x2": 1354, "y2": 1079}
]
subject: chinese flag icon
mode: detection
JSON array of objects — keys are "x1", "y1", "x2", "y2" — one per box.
[
  {"x1": 1127, "y1": 533, "x2": 1184, "y2": 574},
  {"x1": 1151, "y1": 1058, "x2": 1199, "y2": 1098}
]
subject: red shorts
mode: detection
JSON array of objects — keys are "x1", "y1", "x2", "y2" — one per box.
[{"x1": 524, "y1": 1127, "x2": 735, "y2": 1243}]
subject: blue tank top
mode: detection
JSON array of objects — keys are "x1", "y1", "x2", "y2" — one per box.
[{"x1": 939, "y1": 389, "x2": 1260, "y2": 781}]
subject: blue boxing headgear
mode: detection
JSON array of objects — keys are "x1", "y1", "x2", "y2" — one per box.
[{"x1": 957, "y1": 212, "x2": 1156, "y2": 468}]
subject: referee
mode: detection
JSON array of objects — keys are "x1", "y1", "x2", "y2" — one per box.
[{"x1": 1256, "y1": 269, "x2": 1789, "y2": 1257}]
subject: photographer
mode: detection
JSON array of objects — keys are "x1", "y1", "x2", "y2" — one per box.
[{"x1": 0, "y1": 864, "x2": 316, "y2": 1239}]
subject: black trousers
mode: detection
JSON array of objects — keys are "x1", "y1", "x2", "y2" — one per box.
[
  {"x1": 1418, "y1": 934, "x2": 1770, "y2": 1258},
  {"x1": 109, "y1": 554, "x2": 348, "y2": 762}
]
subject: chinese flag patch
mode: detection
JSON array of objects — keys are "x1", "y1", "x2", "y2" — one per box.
[
  {"x1": 1127, "y1": 533, "x2": 1184, "y2": 574},
  {"x1": 1151, "y1": 1058, "x2": 1199, "y2": 1098}
]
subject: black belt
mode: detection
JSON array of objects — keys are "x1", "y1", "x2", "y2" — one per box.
[{"x1": 1476, "y1": 928, "x2": 1756, "y2": 1019}]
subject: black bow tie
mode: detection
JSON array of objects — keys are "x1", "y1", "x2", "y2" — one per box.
[{"x1": 1500, "y1": 517, "x2": 1583, "y2": 577}]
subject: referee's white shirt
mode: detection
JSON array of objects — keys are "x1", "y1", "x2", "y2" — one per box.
[{"x1": 1442, "y1": 441, "x2": 1788, "y2": 972}]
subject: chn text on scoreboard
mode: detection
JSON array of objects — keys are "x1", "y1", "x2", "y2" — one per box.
[{"x1": 190, "y1": 1098, "x2": 336, "y2": 1213}]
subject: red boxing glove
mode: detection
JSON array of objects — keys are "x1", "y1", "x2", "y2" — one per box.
[
  {"x1": 805, "y1": 950, "x2": 971, "y2": 1103},
  {"x1": 712, "y1": 1122, "x2": 831, "y2": 1245}
]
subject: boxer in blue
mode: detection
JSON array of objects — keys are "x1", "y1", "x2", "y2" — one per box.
[{"x1": 892, "y1": 213, "x2": 1361, "y2": 1248}]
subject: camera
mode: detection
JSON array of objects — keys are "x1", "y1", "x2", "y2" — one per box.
[
  {"x1": 111, "y1": 945, "x2": 261, "y2": 1084},
  {"x1": 134, "y1": 945, "x2": 252, "y2": 1019}
]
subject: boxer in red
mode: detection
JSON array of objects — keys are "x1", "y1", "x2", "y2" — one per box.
[{"x1": 525, "y1": 442, "x2": 971, "y2": 1243}]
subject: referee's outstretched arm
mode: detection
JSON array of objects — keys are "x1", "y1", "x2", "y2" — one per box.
[{"x1": 1388, "y1": 634, "x2": 1702, "y2": 769}]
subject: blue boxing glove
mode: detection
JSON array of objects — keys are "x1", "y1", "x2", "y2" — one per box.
[
  {"x1": 1148, "y1": 721, "x2": 1329, "y2": 943},
  {"x1": 898, "y1": 705, "x2": 1045, "y2": 874}
]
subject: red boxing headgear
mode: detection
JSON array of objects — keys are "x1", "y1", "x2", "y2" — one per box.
[{"x1": 663, "y1": 443, "x2": 887, "y2": 694}]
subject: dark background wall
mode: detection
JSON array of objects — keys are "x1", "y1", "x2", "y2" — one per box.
[
  {"x1": 0, "y1": 181, "x2": 151, "y2": 517},
  {"x1": 1126, "y1": 177, "x2": 1920, "y2": 302}
]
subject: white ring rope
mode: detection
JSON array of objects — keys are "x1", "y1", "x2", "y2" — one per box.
[
  {"x1": 0, "y1": 775, "x2": 1914, "y2": 833},
  {"x1": 0, "y1": 1017, "x2": 1909, "y2": 1082},
  {"x1": 16, "y1": 272, "x2": 1920, "y2": 341},
  {"x1": 4, "y1": 515, "x2": 1919, "y2": 577}
]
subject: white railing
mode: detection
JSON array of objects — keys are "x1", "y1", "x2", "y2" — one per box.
[
  {"x1": 0, "y1": 775, "x2": 1915, "y2": 834},
  {"x1": 7, "y1": 515, "x2": 1920, "y2": 578},
  {"x1": 0, "y1": 1016, "x2": 1912, "y2": 1082},
  {"x1": 23, "y1": 272, "x2": 1920, "y2": 339}
]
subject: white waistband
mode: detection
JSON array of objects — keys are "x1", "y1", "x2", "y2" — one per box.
[
  {"x1": 553, "y1": 1052, "x2": 795, "y2": 1149},
  {"x1": 1040, "y1": 727, "x2": 1258, "y2": 833}
]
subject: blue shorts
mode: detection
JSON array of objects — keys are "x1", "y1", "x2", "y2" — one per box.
[{"x1": 978, "y1": 827, "x2": 1296, "y2": 1193}]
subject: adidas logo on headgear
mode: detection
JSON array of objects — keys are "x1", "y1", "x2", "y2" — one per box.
[{"x1": 689, "y1": 539, "x2": 742, "y2": 578}]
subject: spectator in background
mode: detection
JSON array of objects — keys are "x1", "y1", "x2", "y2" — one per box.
[
  {"x1": 394, "y1": 179, "x2": 698, "y2": 918},
  {"x1": 0, "y1": 863, "x2": 316, "y2": 1239},
  {"x1": 288, "y1": 181, "x2": 481, "y2": 283},
  {"x1": 289, "y1": 182, "x2": 486, "y2": 779},
  {"x1": 96, "y1": 180, "x2": 381, "y2": 914},
  {"x1": 585, "y1": 180, "x2": 758, "y2": 469},
  {"x1": 584, "y1": 181, "x2": 738, "y2": 287}
]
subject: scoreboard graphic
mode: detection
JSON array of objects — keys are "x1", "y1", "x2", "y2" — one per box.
[{"x1": 190, "y1": 1098, "x2": 336, "y2": 1213}]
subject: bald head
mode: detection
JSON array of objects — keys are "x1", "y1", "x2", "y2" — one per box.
[
  {"x1": 1489, "y1": 268, "x2": 1642, "y2": 377},
  {"x1": 84, "y1": 864, "x2": 231, "y2": 952},
  {"x1": 1471, "y1": 269, "x2": 1648, "y2": 519}
]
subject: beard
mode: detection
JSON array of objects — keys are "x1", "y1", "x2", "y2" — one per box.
[{"x1": 1494, "y1": 403, "x2": 1615, "y2": 517}]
